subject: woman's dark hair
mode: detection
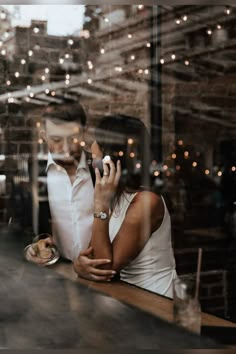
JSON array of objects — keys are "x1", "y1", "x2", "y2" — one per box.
[{"x1": 95, "y1": 114, "x2": 151, "y2": 207}]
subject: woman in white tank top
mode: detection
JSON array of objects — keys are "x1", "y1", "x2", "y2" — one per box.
[{"x1": 73, "y1": 115, "x2": 177, "y2": 298}]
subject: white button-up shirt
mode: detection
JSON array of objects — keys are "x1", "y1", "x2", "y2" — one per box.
[{"x1": 46, "y1": 151, "x2": 94, "y2": 260}]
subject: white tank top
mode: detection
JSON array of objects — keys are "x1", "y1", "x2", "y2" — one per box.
[{"x1": 109, "y1": 192, "x2": 177, "y2": 298}]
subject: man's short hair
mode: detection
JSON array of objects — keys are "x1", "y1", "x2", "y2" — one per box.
[{"x1": 43, "y1": 102, "x2": 87, "y2": 127}]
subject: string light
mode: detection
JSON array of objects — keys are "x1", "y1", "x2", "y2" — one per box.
[
  {"x1": 176, "y1": 165, "x2": 181, "y2": 171},
  {"x1": 175, "y1": 18, "x2": 181, "y2": 25},
  {"x1": 163, "y1": 165, "x2": 168, "y2": 171},
  {"x1": 154, "y1": 171, "x2": 160, "y2": 176},
  {"x1": 130, "y1": 55, "x2": 135, "y2": 60},
  {"x1": 184, "y1": 60, "x2": 190, "y2": 66},
  {"x1": 182, "y1": 15, "x2": 188, "y2": 21},
  {"x1": 128, "y1": 138, "x2": 134, "y2": 144},
  {"x1": 29, "y1": 92, "x2": 34, "y2": 98},
  {"x1": 21, "y1": 59, "x2": 26, "y2": 65},
  {"x1": 6, "y1": 80, "x2": 11, "y2": 86},
  {"x1": 51, "y1": 91, "x2": 56, "y2": 96},
  {"x1": 4, "y1": 31, "x2": 9, "y2": 38},
  {"x1": 28, "y1": 50, "x2": 33, "y2": 57},
  {"x1": 171, "y1": 153, "x2": 176, "y2": 159},
  {"x1": 232, "y1": 166, "x2": 236, "y2": 171},
  {"x1": 100, "y1": 48, "x2": 105, "y2": 54},
  {"x1": 36, "y1": 122, "x2": 41, "y2": 128},
  {"x1": 130, "y1": 152, "x2": 135, "y2": 158},
  {"x1": 127, "y1": 33, "x2": 132, "y2": 39},
  {"x1": 1, "y1": 49, "x2": 6, "y2": 55},
  {"x1": 184, "y1": 151, "x2": 189, "y2": 158},
  {"x1": 65, "y1": 79, "x2": 70, "y2": 85},
  {"x1": 87, "y1": 78, "x2": 92, "y2": 84},
  {"x1": 59, "y1": 58, "x2": 64, "y2": 64},
  {"x1": 171, "y1": 54, "x2": 176, "y2": 60},
  {"x1": 115, "y1": 66, "x2": 123, "y2": 72},
  {"x1": 33, "y1": 27, "x2": 39, "y2": 34},
  {"x1": 146, "y1": 42, "x2": 151, "y2": 48},
  {"x1": 136, "y1": 163, "x2": 141, "y2": 169},
  {"x1": 216, "y1": 24, "x2": 222, "y2": 30},
  {"x1": 45, "y1": 67, "x2": 50, "y2": 74},
  {"x1": 144, "y1": 69, "x2": 149, "y2": 74},
  {"x1": 45, "y1": 89, "x2": 50, "y2": 94},
  {"x1": 80, "y1": 141, "x2": 86, "y2": 147},
  {"x1": 25, "y1": 97, "x2": 30, "y2": 102},
  {"x1": 217, "y1": 171, "x2": 222, "y2": 177},
  {"x1": 27, "y1": 85, "x2": 31, "y2": 90},
  {"x1": 138, "y1": 5, "x2": 144, "y2": 10},
  {"x1": 192, "y1": 162, "x2": 197, "y2": 167},
  {"x1": 207, "y1": 28, "x2": 212, "y2": 35},
  {"x1": 160, "y1": 58, "x2": 165, "y2": 64},
  {"x1": 0, "y1": 41, "x2": 2, "y2": 46},
  {"x1": 65, "y1": 74, "x2": 70, "y2": 80},
  {"x1": 138, "y1": 69, "x2": 143, "y2": 74},
  {"x1": 65, "y1": 53, "x2": 70, "y2": 59},
  {"x1": 178, "y1": 140, "x2": 183, "y2": 145},
  {"x1": 118, "y1": 151, "x2": 124, "y2": 156},
  {"x1": 15, "y1": 72, "x2": 20, "y2": 78},
  {"x1": 38, "y1": 139, "x2": 43, "y2": 144},
  {"x1": 67, "y1": 38, "x2": 74, "y2": 45},
  {"x1": 205, "y1": 169, "x2": 210, "y2": 175},
  {"x1": 73, "y1": 138, "x2": 78, "y2": 144},
  {"x1": 225, "y1": 6, "x2": 231, "y2": 15},
  {"x1": 104, "y1": 17, "x2": 109, "y2": 23}
]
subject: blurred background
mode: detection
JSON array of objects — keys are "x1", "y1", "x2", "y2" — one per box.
[{"x1": 0, "y1": 4, "x2": 235, "y2": 322}]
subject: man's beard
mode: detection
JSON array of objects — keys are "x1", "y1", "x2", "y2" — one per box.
[{"x1": 52, "y1": 152, "x2": 82, "y2": 167}]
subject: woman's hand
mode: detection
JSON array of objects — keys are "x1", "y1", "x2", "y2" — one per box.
[
  {"x1": 94, "y1": 159, "x2": 121, "y2": 211},
  {"x1": 73, "y1": 246, "x2": 116, "y2": 282}
]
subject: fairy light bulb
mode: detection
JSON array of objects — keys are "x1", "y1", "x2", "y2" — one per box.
[
  {"x1": 67, "y1": 38, "x2": 74, "y2": 45},
  {"x1": 136, "y1": 163, "x2": 141, "y2": 169},
  {"x1": 182, "y1": 15, "x2": 188, "y2": 21},
  {"x1": 232, "y1": 166, "x2": 236, "y2": 171},
  {"x1": 144, "y1": 69, "x2": 149, "y2": 74},
  {"x1": 138, "y1": 5, "x2": 144, "y2": 10},
  {"x1": 163, "y1": 165, "x2": 168, "y2": 171},
  {"x1": 128, "y1": 138, "x2": 133, "y2": 145},
  {"x1": 207, "y1": 28, "x2": 212, "y2": 35},
  {"x1": 28, "y1": 50, "x2": 33, "y2": 57},
  {"x1": 130, "y1": 55, "x2": 135, "y2": 60},
  {"x1": 100, "y1": 48, "x2": 105, "y2": 54},
  {"x1": 29, "y1": 92, "x2": 34, "y2": 98},
  {"x1": 45, "y1": 67, "x2": 50, "y2": 74},
  {"x1": 21, "y1": 59, "x2": 26, "y2": 65},
  {"x1": 0, "y1": 41, "x2": 2, "y2": 47},
  {"x1": 146, "y1": 42, "x2": 151, "y2": 48},
  {"x1": 6, "y1": 80, "x2": 11, "y2": 86},
  {"x1": 80, "y1": 141, "x2": 86, "y2": 147},
  {"x1": 38, "y1": 138, "x2": 43, "y2": 144},
  {"x1": 27, "y1": 85, "x2": 31, "y2": 90},
  {"x1": 87, "y1": 78, "x2": 92, "y2": 84},
  {"x1": 171, "y1": 153, "x2": 176, "y2": 159},
  {"x1": 118, "y1": 151, "x2": 124, "y2": 156},
  {"x1": 59, "y1": 58, "x2": 64, "y2": 64},
  {"x1": 185, "y1": 60, "x2": 190, "y2": 66},
  {"x1": 175, "y1": 18, "x2": 181, "y2": 25},
  {"x1": 65, "y1": 79, "x2": 70, "y2": 85},
  {"x1": 217, "y1": 24, "x2": 222, "y2": 30},
  {"x1": 178, "y1": 139, "x2": 183, "y2": 145},
  {"x1": 65, "y1": 74, "x2": 70, "y2": 80},
  {"x1": 33, "y1": 27, "x2": 39, "y2": 34},
  {"x1": 130, "y1": 152, "x2": 135, "y2": 158},
  {"x1": 45, "y1": 89, "x2": 50, "y2": 94},
  {"x1": 104, "y1": 17, "x2": 109, "y2": 22},
  {"x1": 41, "y1": 75, "x2": 46, "y2": 81},
  {"x1": 154, "y1": 171, "x2": 160, "y2": 176},
  {"x1": 65, "y1": 53, "x2": 70, "y2": 59},
  {"x1": 36, "y1": 122, "x2": 41, "y2": 128},
  {"x1": 192, "y1": 162, "x2": 197, "y2": 167},
  {"x1": 160, "y1": 58, "x2": 165, "y2": 64},
  {"x1": 1, "y1": 49, "x2": 6, "y2": 55},
  {"x1": 127, "y1": 33, "x2": 132, "y2": 39},
  {"x1": 171, "y1": 54, "x2": 176, "y2": 60},
  {"x1": 0, "y1": 11, "x2": 6, "y2": 20},
  {"x1": 205, "y1": 169, "x2": 210, "y2": 175},
  {"x1": 138, "y1": 69, "x2": 143, "y2": 74},
  {"x1": 51, "y1": 91, "x2": 56, "y2": 96},
  {"x1": 15, "y1": 72, "x2": 20, "y2": 78},
  {"x1": 217, "y1": 171, "x2": 222, "y2": 177}
]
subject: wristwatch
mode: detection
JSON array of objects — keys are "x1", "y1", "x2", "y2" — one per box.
[{"x1": 94, "y1": 211, "x2": 108, "y2": 220}]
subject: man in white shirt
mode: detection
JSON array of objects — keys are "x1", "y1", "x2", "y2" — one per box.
[{"x1": 27, "y1": 103, "x2": 94, "y2": 262}]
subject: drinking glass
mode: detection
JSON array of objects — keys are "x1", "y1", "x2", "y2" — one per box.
[{"x1": 173, "y1": 276, "x2": 201, "y2": 334}]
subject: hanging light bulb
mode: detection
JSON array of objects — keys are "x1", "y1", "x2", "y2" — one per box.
[
  {"x1": 146, "y1": 42, "x2": 151, "y2": 48},
  {"x1": 127, "y1": 33, "x2": 132, "y2": 39},
  {"x1": 87, "y1": 78, "x2": 92, "y2": 84},
  {"x1": 184, "y1": 60, "x2": 190, "y2": 66},
  {"x1": 130, "y1": 55, "x2": 135, "y2": 60},
  {"x1": 160, "y1": 58, "x2": 165, "y2": 64},
  {"x1": 28, "y1": 50, "x2": 33, "y2": 57},
  {"x1": 138, "y1": 5, "x2": 144, "y2": 10},
  {"x1": 29, "y1": 92, "x2": 34, "y2": 98},
  {"x1": 6, "y1": 80, "x2": 11, "y2": 86},
  {"x1": 41, "y1": 75, "x2": 46, "y2": 81},
  {"x1": 45, "y1": 89, "x2": 50, "y2": 94},
  {"x1": 15, "y1": 72, "x2": 20, "y2": 78},
  {"x1": 51, "y1": 91, "x2": 56, "y2": 96},
  {"x1": 65, "y1": 53, "x2": 70, "y2": 59},
  {"x1": 216, "y1": 24, "x2": 222, "y2": 30},
  {"x1": 225, "y1": 6, "x2": 231, "y2": 15},
  {"x1": 67, "y1": 38, "x2": 74, "y2": 45},
  {"x1": 21, "y1": 59, "x2": 26, "y2": 65},
  {"x1": 175, "y1": 18, "x2": 181, "y2": 25},
  {"x1": 65, "y1": 74, "x2": 70, "y2": 80},
  {"x1": 59, "y1": 58, "x2": 64, "y2": 64},
  {"x1": 182, "y1": 15, "x2": 188, "y2": 21},
  {"x1": 144, "y1": 69, "x2": 149, "y2": 74},
  {"x1": 100, "y1": 48, "x2": 105, "y2": 54},
  {"x1": 207, "y1": 28, "x2": 212, "y2": 35},
  {"x1": 171, "y1": 54, "x2": 176, "y2": 60},
  {"x1": 45, "y1": 67, "x2": 50, "y2": 74},
  {"x1": 33, "y1": 27, "x2": 39, "y2": 34}
]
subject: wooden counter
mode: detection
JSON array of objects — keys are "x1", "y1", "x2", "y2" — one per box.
[{"x1": 52, "y1": 261, "x2": 236, "y2": 329}]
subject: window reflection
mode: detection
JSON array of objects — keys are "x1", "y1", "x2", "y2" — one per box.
[{"x1": 0, "y1": 5, "x2": 235, "y2": 321}]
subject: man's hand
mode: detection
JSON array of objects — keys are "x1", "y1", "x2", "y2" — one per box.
[
  {"x1": 25, "y1": 237, "x2": 54, "y2": 265},
  {"x1": 73, "y1": 246, "x2": 116, "y2": 282}
]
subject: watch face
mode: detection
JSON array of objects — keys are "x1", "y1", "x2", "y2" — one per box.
[{"x1": 100, "y1": 212, "x2": 108, "y2": 220}]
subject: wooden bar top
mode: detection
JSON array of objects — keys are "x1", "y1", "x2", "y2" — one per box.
[{"x1": 52, "y1": 261, "x2": 236, "y2": 329}]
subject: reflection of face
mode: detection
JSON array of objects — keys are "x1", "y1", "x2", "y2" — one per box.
[{"x1": 45, "y1": 119, "x2": 83, "y2": 166}]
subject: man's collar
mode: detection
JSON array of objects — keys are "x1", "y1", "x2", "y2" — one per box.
[{"x1": 46, "y1": 150, "x2": 87, "y2": 172}]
